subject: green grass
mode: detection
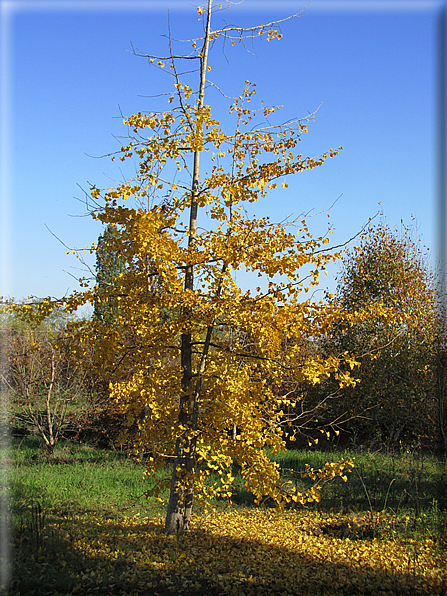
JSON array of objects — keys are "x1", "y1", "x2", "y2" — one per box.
[
  {"x1": 11, "y1": 437, "x2": 167, "y2": 522},
  {"x1": 10, "y1": 438, "x2": 447, "y2": 533},
  {"x1": 272, "y1": 447, "x2": 446, "y2": 512}
]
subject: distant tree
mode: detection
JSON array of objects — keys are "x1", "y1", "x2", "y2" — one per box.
[
  {"x1": 1, "y1": 313, "x2": 88, "y2": 454},
  {"x1": 325, "y1": 221, "x2": 438, "y2": 447},
  {"x1": 93, "y1": 224, "x2": 127, "y2": 324}
]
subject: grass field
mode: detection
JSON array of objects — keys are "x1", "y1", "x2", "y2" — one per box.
[{"x1": 4, "y1": 436, "x2": 447, "y2": 595}]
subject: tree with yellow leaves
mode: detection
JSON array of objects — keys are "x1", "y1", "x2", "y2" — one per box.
[{"x1": 9, "y1": 1, "x2": 386, "y2": 533}]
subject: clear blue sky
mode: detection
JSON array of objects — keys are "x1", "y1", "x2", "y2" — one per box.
[{"x1": 0, "y1": 0, "x2": 442, "y2": 303}]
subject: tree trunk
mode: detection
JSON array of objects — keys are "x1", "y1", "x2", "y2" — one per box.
[
  {"x1": 164, "y1": 333, "x2": 195, "y2": 534},
  {"x1": 164, "y1": 442, "x2": 195, "y2": 534},
  {"x1": 164, "y1": 0, "x2": 213, "y2": 534}
]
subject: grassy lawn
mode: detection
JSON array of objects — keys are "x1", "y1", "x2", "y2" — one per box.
[{"x1": 3, "y1": 437, "x2": 447, "y2": 595}]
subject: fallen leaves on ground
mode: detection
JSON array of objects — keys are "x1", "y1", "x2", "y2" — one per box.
[{"x1": 11, "y1": 508, "x2": 446, "y2": 595}]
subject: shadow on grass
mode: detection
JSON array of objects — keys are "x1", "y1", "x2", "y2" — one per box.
[{"x1": 6, "y1": 509, "x2": 446, "y2": 596}]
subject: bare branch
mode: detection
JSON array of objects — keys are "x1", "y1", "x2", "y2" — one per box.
[
  {"x1": 128, "y1": 41, "x2": 199, "y2": 62},
  {"x1": 210, "y1": 5, "x2": 310, "y2": 37}
]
